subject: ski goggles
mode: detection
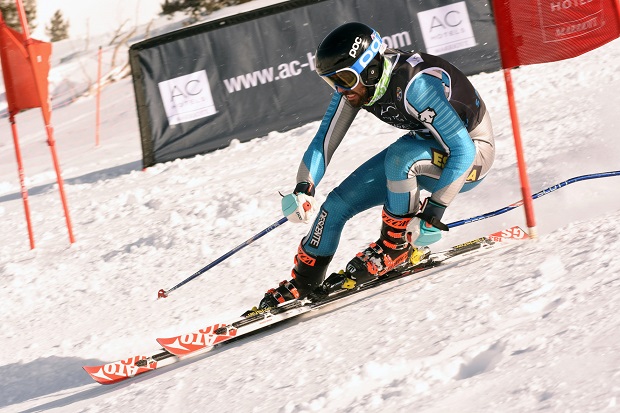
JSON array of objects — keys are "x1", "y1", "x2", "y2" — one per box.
[
  {"x1": 320, "y1": 67, "x2": 363, "y2": 91},
  {"x1": 319, "y1": 30, "x2": 384, "y2": 91}
]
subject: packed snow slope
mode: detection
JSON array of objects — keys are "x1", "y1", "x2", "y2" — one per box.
[{"x1": 0, "y1": 18, "x2": 619, "y2": 413}]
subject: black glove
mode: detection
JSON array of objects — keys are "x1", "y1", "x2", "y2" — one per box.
[{"x1": 416, "y1": 198, "x2": 449, "y2": 231}]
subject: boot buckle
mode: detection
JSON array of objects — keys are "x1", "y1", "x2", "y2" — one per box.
[
  {"x1": 278, "y1": 280, "x2": 300, "y2": 299},
  {"x1": 265, "y1": 288, "x2": 285, "y2": 304}
]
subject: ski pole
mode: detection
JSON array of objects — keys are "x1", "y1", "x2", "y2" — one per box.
[
  {"x1": 157, "y1": 217, "x2": 288, "y2": 299},
  {"x1": 448, "y1": 170, "x2": 620, "y2": 228}
]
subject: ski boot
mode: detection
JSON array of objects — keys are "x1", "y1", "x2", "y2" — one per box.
[
  {"x1": 242, "y1": 246, "x2": 332, "y2": 316},
  {"x1": 321, "y1": 208, "x2": 424, "y2": 294},
  {"x1": 320, "y1": 244, "x2": 431, "y2": 295}
]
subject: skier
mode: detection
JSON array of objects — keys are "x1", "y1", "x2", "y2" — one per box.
[{"x1": 251, "y1": 22, "x2": 495, "y2": 310}]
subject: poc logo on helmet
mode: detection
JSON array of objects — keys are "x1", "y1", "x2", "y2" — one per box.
[
  {"x1": 351, "y1": 31, "x2": 383, "y2": 73},
  {"x1": 349, "y1": 36, "x2": 363, "y2": 58},
  {"x1": 359, "y1": 33, "x2": 382, "y2": 66}
]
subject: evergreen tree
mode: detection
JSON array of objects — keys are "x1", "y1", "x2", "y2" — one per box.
[
  {"x1": 160, "y1": 0, "x2": 186, "y2": 16},
  {"x1": 160, "y1": 0, "x2": 254, "y2": 21},
  {"x1": 45, "y1": 10, "x2": 69, "y2": 42},
  {"x1": 0, "y1": 0, "x2": 37, "y2": 32}
]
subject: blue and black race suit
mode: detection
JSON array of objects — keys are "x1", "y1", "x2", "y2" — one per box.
[{"x1": 297, "y1": 50, "x2": 495, "y2": 257}]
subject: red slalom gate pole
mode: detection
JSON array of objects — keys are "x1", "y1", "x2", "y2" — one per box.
[
  {"x1": 9, "y1": 114, "x2": 35, "y2": 249},
  {"x1": 16, "y1": 0, "x2": 75, "y2": 244},
  {"x1": 503, "y1": 68, "x2": 537, "y2": 239}
]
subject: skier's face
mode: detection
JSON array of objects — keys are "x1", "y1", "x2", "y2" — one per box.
[{"x1": 336, "y1": 83, "x2": 369, "y2": 108}]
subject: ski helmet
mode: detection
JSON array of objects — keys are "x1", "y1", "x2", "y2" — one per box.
[{"x1": 315, "y1": 22, "x2": 385, "y2": 91}]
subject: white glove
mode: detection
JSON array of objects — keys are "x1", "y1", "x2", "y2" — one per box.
[
  {"x1": 281, "y1": 192, "x2": 317, "y2": 223},
  {"x1": 405, "y1": 198, "x2": 448, "y2": 246},
  {"x1": 406, "y1": 217, "x2": 443, "y2": 246}
]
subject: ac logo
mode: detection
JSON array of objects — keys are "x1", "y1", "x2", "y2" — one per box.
[
  {"x1": 158, "y1": 70, "x2": 217, "y2": 125},
  {"x1": 417, "y1": 2, "x2": 476, "y2": 55}
]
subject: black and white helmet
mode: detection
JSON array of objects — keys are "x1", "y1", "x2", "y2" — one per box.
[{"x1": 315, "y1": 22, "x2": 385, "y2": 90}]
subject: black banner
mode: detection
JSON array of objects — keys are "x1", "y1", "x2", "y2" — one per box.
[{"x1": 130, "y1": 0, "x2": 500, "y2": 167}]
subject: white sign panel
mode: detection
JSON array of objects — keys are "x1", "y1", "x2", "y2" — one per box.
[
  {"x1": 417, "y1": 2, "x2": 476, "y2": 55},
  {"x1": 158, "y1": 70, "x2": 217, "y2": 125}
]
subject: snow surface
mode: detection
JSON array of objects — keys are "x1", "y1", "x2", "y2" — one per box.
[{"x1": 1, "y1": 9, "x2": 620, "y2": 413}]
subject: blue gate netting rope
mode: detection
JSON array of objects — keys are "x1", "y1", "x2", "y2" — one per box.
[{"x1": 448, "y1": 171, "x2": 620, "y2": 229}]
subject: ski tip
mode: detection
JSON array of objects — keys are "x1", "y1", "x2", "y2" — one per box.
[
  {"x1": 488, "y1": 226, "x2": 529, "y2": 242},
  {"x1": 83, "y1": 356, "x2": 158, "y2": 385},
  {"x1": 157, "y1": 289, "x2": 168, "y2": 299},
  {"x1": 83, "y1": 365, "x2": 128, "y2": 385}
]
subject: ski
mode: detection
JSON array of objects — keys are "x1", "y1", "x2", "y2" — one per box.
[
  {"x1": 83, "y1": 225, "x2": 527, "y2": 384},
  {"x1": 83, "y1": 352, "x2": 174, "y2": 384},
  {"x1": 156, "y1": 225, "x2": 528, "y2": 355}
]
